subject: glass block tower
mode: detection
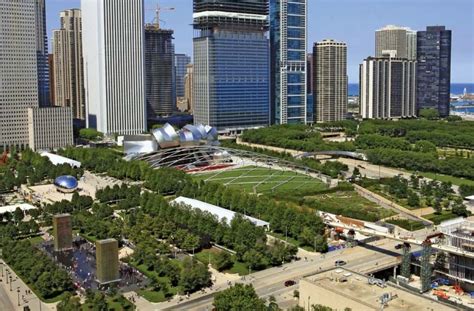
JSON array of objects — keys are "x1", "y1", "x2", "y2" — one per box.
[
  {"x1": 270, "y1": 0, "x2": 307, "y2": 124},
  {"x1": 193, "y1": 0, "x2": 270, "y2": 132}
]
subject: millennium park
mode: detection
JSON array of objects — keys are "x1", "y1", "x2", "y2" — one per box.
[{"x1": 1, "y1": 117, "x2": 474, "y2": 310}]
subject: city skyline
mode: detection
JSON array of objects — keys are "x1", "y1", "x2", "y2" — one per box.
[{"x1": 46, "y1": 0, "x2": 474, "y2": 83}]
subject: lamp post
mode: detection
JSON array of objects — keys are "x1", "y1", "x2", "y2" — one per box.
[
  {"x1": 9, "y1": 275, "x2": 13, "y2": 291},
  {"x1": 0, "y1": 262, "x2": 3, "y2": 277},
  {"x1": 17, "y1": 287, "x2": 20, "y2": 306},
  {"x1": 5, "y1": 268, "x2": 8, "y2": 284}
]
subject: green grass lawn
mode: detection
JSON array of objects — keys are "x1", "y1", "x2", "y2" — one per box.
[
  {"x1": 268, "y1": 232, "x2": 314, "y2": 252},
  {"x1": 303, "y1": 190, "x2": 395, "y2": 222},
  {"x1": 415, "y1": 171, "x2": 474, "y2": 187},
  {"x1": 424, "y1": 211, "x2": 460, "y2": 225},
  {"x1": 193, "y1": 166, "x2": 327, "y2": 195},
  {"x1": 194, "y1": 248, "x2": 250, "y2": 276},
  {"x1": 385, "y1": 218, "x2": 426, "y2": 231}
]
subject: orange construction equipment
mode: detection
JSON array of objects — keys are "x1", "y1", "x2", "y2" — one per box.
[
  {"x1": 454, "y1": 284, "x2": 464, "y2": 295},
  {"x1": 434, "y1": 290, "x2": 449, "y2": 299}
]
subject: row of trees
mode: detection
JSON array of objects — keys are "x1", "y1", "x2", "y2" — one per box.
[
  {"x1": 60, "y1": 147, "x2": 329, "y2": 251},
  {"x1": 1, "y1": 240, "x2": 74, "y2": 299},
  {"x1": 0, "y1": 149, "x2": 83, "y2": 191}
]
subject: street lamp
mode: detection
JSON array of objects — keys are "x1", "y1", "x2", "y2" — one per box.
[
  {"x1": 9, "y1": 275, "x2": 13, "y2": 291},
  {"x1": 0, "y1": 262, "x2": 3, "y2": 277},
  {"x1": 17, "y1": 287, "x2": 20, "y2": 306},
  {"x1": 5, "y1": 268, "x2": 8, "y2": 283}
]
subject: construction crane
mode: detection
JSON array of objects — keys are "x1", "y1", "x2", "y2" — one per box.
[{"x1": 148, "y1": 3, "x2": 175, "y2": 29}]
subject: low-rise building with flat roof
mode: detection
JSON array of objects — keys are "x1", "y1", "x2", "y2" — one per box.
[{"x1": 299, "y1": 268, "x2": 455, "y2": 311}]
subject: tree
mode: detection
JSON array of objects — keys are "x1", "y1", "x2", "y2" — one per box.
[
  {"x1": 213, "y1": 251, "x2": 233, "y2": 271},
  {"x1": 452, "y1": 197, "x2": 469, "y2": 217},
  {"x1": 268, "y1": 295, "x2": 282, "y2": 311},
  {"x1": 182, "y1": 233, "x2": 200, "y2": 254},
  {"x1": 179, "y1": 258, "x2": 211, "y2": 293},
  {"x1": 419, "y1": 108, "x2": 439, "y2": 120},
  {"x1": 79, "y1": 128, "x2": 104, "y2": 141},
  {"x1": 433, "y1": 198, "x2": 442, "y2": 214},
  {"x1": 213, "y1": 284, "x2": 266, "y2": 311},
  {"x1": 407, "y1": 191, "x2": 420, "y2": 208},
  {"x1": 57, "y1": 292, "x2": 81, "y2": 311},
  {"x1": 92, "y1": 292, "x2": 108, "y2": 311},
  {"x1": 314, "y1": 235, "x2": 328, "y2": 253}
]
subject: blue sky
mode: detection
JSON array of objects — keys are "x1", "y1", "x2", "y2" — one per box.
[{"x1": 46, "y1": 0, "x2": 474, "y2": 83}]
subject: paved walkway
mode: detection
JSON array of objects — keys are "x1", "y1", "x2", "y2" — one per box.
[{"x1": 0, "y1": 260, "x2": 55, "y2": 311}]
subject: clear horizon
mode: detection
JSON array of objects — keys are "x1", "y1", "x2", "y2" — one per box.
[{"x1": 46, "y1": 0, "x2": 474, "y2": 83}]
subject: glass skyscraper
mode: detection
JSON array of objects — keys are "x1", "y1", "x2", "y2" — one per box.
[
  {"x1": 416, "y1": 26, "x2": 451, "y2": 117},
  {"x1": 145, "y1": 26, "x2": 176, "y2": 119},
  {"x1": 193, "y1": 0, "x2": 270, "y2": 132},
  {"x1": 270, "y1": 0, "x2": 307, "y2": 124},
  {"x1": 175, "y1": 54, "x2": 191, "y2": 98},
  {"x1": 36, "y1": 0, "x2": 50, "y2": 107}
]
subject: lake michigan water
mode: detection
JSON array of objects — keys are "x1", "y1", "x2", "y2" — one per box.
[{"x1": 348, "y1": 83, "x2": 474, "y2": 114}]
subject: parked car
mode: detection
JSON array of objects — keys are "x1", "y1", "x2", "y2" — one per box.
[
  {"x1": 395, "y1": 244, "x2": 403, "y2": 250},
  {"x1": 284, "y1": 280, "x2": 296, "y2": 287},
  {"x1": 335, "y1": 260, "x2": 347, "y2": 266}
]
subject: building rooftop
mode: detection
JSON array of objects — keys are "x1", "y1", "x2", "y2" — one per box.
[
  {"x1": 302, "y1": 268, "x2": 455, "y2": 311},
  {"x1": 0, "y1": 203, "x2": 36, "y2": 214},
  {"x1": 172, "y1": 196, "x2": 270, "y2": 228},
  {"x1": 41, "y1": 152, "x2": 81, "y2": 168}
]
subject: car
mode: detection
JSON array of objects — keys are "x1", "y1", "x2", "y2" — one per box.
[
  {"x1": 395, "y1": 244, "x2": 403, "y2": 250},
  {"x1": 284, "y1": 280, "x2": 296, "y2": 287},
  {"x1": 335, "y1": 260, "x2": 347, "y2": 266}
]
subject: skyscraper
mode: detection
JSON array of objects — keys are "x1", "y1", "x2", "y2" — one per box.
[
  {"x1": 145, "y1": 25, "x2": 176, "y2": 119},
  {"x1": 82, "y1": 0, "x2": 146, "y2": 135},
  {"x1": 184, "y1": 64, "x2": 194, "y2": 113},
  {"x1": 313, "y1": 40, "x2": 348, "y2": 122},
  {"x1": 270, "y1": 0, "x2": 308, "y2": 124},
  {"x1": 52, "y1": 9, "x2": 85, "y2": 120},
  {"x1": 49, "y1": 54, "x2": 56, "y2": 105},
  {"x1": 360, "y1": 56, "x2": 417, "y2": 119},
  {"x1": 175, "y1": 54, "x2": 191, "y2": 98},
  {"x1": 1, "y1": 0, "x2": 40, "y2": 149},
  {"x1": 193, "y1": 0, "x2": 270, "y2": 131},
  {"x1": 416, "y1": 26, "x2": 452, "y2": 117},
  {"x1": 376, "y1": 25, "x2": 417, "y2": 60},
  {"x1": 35, "y1": 0, "x2": 50, "y2": 107}
]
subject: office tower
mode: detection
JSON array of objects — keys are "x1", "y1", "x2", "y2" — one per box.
[
  {"x1": 82, "y1": 0, "x2": 146, "y2": 135},
  {"x1": 36, "y1": 0, "x2": 50, "y2": 107},
  {"x1": 145, "y1": 25, "x2": 176, "y2": 119},
  {"x1": 184, "y1": 64, "x2": 194, "y2": 113},
  {"x1": 96, "y1": 239, "x2": 120, "y2": 284},
  {"x1": 360, "y1": 56, "x2": 417, "y2": 119},
  {"x1": 193, "y1": 0, "x2": 270, "y2": 131},
  {"x1": 52, "y1": 9, "x2": 85, "y2": 120},
  {"x1": 416, "y1": 26, "x2": 452, "y2": 117},
  {"x1": 270, "y1": 0, "x2": 308, "y2": 124},
  {"x1": 307, "y1": 54, "x2": 314, "y2": 94},
  {"x1": 1, "y1": 0, "x2": 40, "y2": 149},
  {"x1": 49, "y1": 54, "x2": 56, "y2": 105},
  {"x1": 376, "y1": 25, "x2": 417, "y2": 60},
  {"x1": 53, "y1": 214, "x2": 73, "y2": 251},
  {"x1": 28, "y1": 107, "x2": 74, "y2": 151},
  {"x1": 313, "y1": 40, "x2": 348, "y2": 122},
  {"x1": 406, "y1": 29, "x2": 417, "y2": 61},
  {"x1": 175, "y1": 54, "x2": 191, "y2": 98}
]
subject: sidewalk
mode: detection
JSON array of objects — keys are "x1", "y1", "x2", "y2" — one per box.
[{"x1": 0, "y1": 260, "x2": 56, "y2": 311}]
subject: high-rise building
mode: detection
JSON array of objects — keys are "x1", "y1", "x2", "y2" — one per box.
[
  {"x1": 360, "y1": 56, "x2": 417, "y2": 119},
  {"x1": 1, "y1": 0, "x2": 40, "y2": 149},
  {"x1": 145, "y1": 26, "x2": 175, "y2": 119},
  {"x1": 36, "y1": 0, "x2": 50, "y2": 107},
  {"x1": 52, "y1": 214, "x2": 73, "y2": 251},
  {"x1": 82, "y1": 0, "x2": 146, "y2": 135},
  {"x1": 175, "y1": 54, "x2": 191, "y2": 98},
  {"x1": 313, "y1": 40, "x2": 348, "y2": 122},
  {"x1": 52, "y1": 9, "x2": 85, "y2": 120},
  {"x1": 96, "y1": 239, "x2": 120, "y2": 284},
  {"x1": 376, "y1": 25, "x2": 417, "y2": 60},
  {"x1": 307, "y1": 54, "x2": 314, "y2": 94},
  {"x1": 416, "y1": 26, "x2": 452, "y2": 117},
  {"x1": 270, "y1": 0, "x2": 308, "y2": 125},
  {"x1": 49, "y1": 54, "x2": 56, "y2": 105},
  {"x1": 28, "y1": 107, "x2": 74, "y2": 151},
  {"x1": 184, "y1": 64, "x2": 194, "y2": 113},
  {"x1": 193, "y1": 0, "x2": 270, "y2": 131}
]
